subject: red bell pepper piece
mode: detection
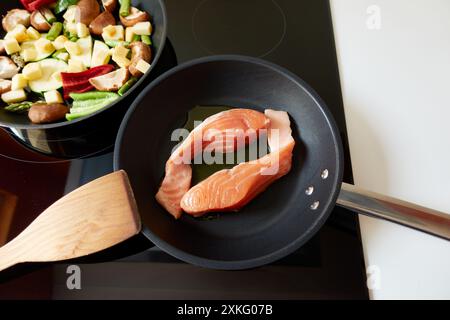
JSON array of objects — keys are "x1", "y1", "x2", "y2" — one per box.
[
  {"x1": 61, "y1": 65, "x2": 115, "y2": 99},
  {"x1": 20, "y1": 0, "x2": 56, "y2": 11}
]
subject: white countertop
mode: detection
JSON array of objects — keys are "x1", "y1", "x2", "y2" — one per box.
[{"x1": 330, "y1": 0, "x2": 450, "y2": 299}]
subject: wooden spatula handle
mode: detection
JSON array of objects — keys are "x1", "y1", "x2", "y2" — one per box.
[{"x1": 0, "y1": 171, "x2": 141, "y2": 272}]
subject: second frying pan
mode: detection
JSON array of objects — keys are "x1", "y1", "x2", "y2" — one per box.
[{"x1": 115, "y1": 55, "x2": 450, "y2": 269}]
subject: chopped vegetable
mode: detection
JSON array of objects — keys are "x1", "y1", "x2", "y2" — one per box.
[
  {"x1": 70, "y1": 91, "x2": 118, "y2": 101},
  {"x1": 2, "y1": 0, "x2": 153, "y2": 123},
  {"x1": 69, "y1": 36, "x2": 93, "y2": 67},
  {"x1": 141, "y1": 35, "x2": 152, "y2": 46},
  {"x1": 102, "y1": 0, "x2": 117, "y2": 12},
  {"x1": 28, "y1": 102, "x2": 69, "y2": 123},
  {"x1": 65, "y1": 41, "x2": 81, "y2": 55},
  {"x1": 52, "y1": 49, "x2": 70, "y2": 62},
  {"x1": 0, "y1": 80, "x2": 12, "y2": 94},
  {"x1": 105, "y1": 40, "x2": 130, "y2": 48},
  {"x1": 131, "y1": 34, "x2": 140, "y2": 42},
  {"x1": 12, "y1": 74, "x2": 28, "y2": 90},
  {"x1": 129, "y1": 42, "x2": 151, "y2": 77},
  {"x1": 6, "y1": 25, "x2": 29, "y2": 43},
  {"x1": 11, "y1": 54, "x2": 26, "y2": 69},
  {"x1": 91, "y1": 41, "x2": 111, "y2": 67},
  {"x1": 1, "y1": 89, "x2": 27, "y2": 104},
  {"x1": 4, "y1": 38, "x2": 21, "y2": 55},
  {"x1": 118, "y1": 77, "x2": 137, "y2": 96},
  {"x1": 20, "y1": 39, "x2": 55, "y2": 62},
  {"x1": 66, "y1": 91, "x2": 119, "y2": 121},
  {"x1": 22, "y1": 48, "x2": 38, "y2": 62},
  {"x1": 135, "y1": 59, "x2": 151, "y2": 74},
  {"x1": 27, "y1": 59, "x2": 68, "y2": 92},
  {"x1": 102, "y1": 25, "x2": 125, "y2": 41},
  {"x1": 2, "y1": 9, "x2": 30, "y2": 33},
  {"x1": 89, "y1": 11, "x2": 115, "y2": 36},
  {"x1": 20, "y1": 0, "x2": 56, "y2": 12},
  {"x1": 120, "y1": 7, "x2": 149, "y2": 27},
  {"x1": 53, "y1": 35, "x2": 69, "y2": 50},
  {"x1": 44, "y1": 90, "x2": 64, "y2": 104},
  {"x1": 67, "y1": 59, "x2": 86, "y2": 72},
  {"x1": 75, "y1": 0, "x2": 100, "y2": 26},
  {"x1": 119, "y1": 0, "x2": 131, "y2": 17},
  {"x1": 30, "y1": 10, "x2": 52, "y2": 32},
  {"x1": 61, "y1": 64, "x2": 114, "y2": 98},
  {"x1": 47, "y1": 22, "x2": 63, "y2": 41},
  {"x1": 4, "y1": 101, "x2": 32, "y2": 113},
  {"x1": 40, "y1": 8, "x2": 57, "y2": 24},
  {"x1": 76, "y1": 23, "x2": 90, "y2": 38},
  {"x1": 26, "y1": 27, "x2": 41, "y2": 40},
  {"x1": 55, "y1": 0, "x2": 79, "y2": 15},
  {"x1": 0, "y1": 57, "x2": 20, "y2": 79},
  {"x1": 133, "y1": 22, "x2": 152, "y2": 36},
  {"x1": 89, "y1": 68, "x2": 130, "y2": 92},
  {"x1": 22, "y1": 62, "x2": 42, "y2": 80}
]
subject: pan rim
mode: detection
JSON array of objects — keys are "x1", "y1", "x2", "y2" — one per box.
[
  {"x1": 114, "y1": 54, "x2": 344, "y2": 270},
  {"x1": 0, "y1": 0, "x2": 168, "y2": 130}
]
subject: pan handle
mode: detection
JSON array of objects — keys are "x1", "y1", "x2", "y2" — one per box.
[{"x1": 336, "y1": 183, "x2": 450, "y2": 240}]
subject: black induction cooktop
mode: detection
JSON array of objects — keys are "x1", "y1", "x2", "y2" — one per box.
[{"x1": 0, "y1": 0, "x2": 368, "y2": 299}]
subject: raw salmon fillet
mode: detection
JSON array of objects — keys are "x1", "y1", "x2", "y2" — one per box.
[
  {"x1": 180, "y1": 109, "x2": 295, "y2": 216},
  {"x1": 156, "y1": 109, "x2": 270, "y2": 219}
]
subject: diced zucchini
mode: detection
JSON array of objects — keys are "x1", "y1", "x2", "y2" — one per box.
[
  {"x1": 1, "y1": 89, "x2": 27, "y2": 104},
  {"x1": 11, "y1": 74, "x2": 28, "y2": 90},
  {"x1": 28, "y1": 59, "x2": 68, "y2": 93},
  {"x1": 91, "y1": 41, "x2": 111, "y2": 67}
]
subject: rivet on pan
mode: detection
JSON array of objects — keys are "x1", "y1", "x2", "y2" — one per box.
[
  {"x1": 321, "y1": 169, "x2": 329, "y2": 180},
  {"x1": 305, "y1": 186, "x2": 314, "y2": 195},
  {"x1": 310, "y1": 201, "x2": 320, "y2": 210}
]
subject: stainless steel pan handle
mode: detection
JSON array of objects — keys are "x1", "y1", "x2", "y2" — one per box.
[{"x1": 337, "y1": 183, "x2": 450, "y2": 240}]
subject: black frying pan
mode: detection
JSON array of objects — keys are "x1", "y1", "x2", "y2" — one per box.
[
  {"x1": 115, "y1": 55, "x2": 450, "y2": 270},
  {"x1": 0, "y1": 0, "x2": 168, "y2": 158}
]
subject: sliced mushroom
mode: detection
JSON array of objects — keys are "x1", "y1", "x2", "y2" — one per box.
[
  {"x1": 40, "y1": 8, "x2": 56, "y2": 23},
  {"x1": 2, "y1": 9, "x2": 31, "y2": 33},
  {"x1": 102, "y1": 0, "x2": 117, "y2": 12},
  {"x1": 128, "y1": 42, "x2": 152, "y2": 77},
  {"x1": 120, "y1": 7, "x2": 150, "y2": 27},
  {"x1": 89, "y1": 68, "x2": 130, "y2": 91},
  {"x1": 75, "y1": 0, "x2": 101, "y2": 25},
  {"x1": 0, "y1": 79, "x2": 12, "y2": 94},
  {"x1": 30, "y1": 10, "x2": 52, "y2": 32},
  {"x1": 28, "y1": 103, "x2": 69, "y2": 124},
  {"x1": 89, "y1": 11, "x2": 115, "y2": 36},
  {"x1": 0, "y1": 41, "x2": 5, "y2": 55},
  {"x1": 0, "y1": 57, "x2": 19, "y2": 79}
]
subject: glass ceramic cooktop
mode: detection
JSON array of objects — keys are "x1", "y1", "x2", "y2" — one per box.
[{"x1": 0, "y1": 0, "x2": 368, "y2": 299}]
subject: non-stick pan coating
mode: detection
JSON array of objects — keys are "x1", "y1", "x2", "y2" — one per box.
[{"x1": 114, "y1": 55, "x2": 344, "y2": 269}]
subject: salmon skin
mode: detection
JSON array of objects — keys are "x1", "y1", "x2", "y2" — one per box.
[
  {"x1": 180, "y1": 109, "x2": 295, "y2": 217},
  {"x1": 156, "y1": 108, "x2": 270, "y2": 219}
]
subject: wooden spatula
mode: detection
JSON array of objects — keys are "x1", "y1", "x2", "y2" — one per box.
[{"x1": 0, "y1": 170, "x2": 141, "y2": 272}]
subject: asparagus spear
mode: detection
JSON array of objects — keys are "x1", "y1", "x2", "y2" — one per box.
[
  {"x1": 4, "y1": 102, "x2": 33, "y2": 114},
  {"x1": 118, "y1": 77, "x2": 138, "y2": 96}
]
